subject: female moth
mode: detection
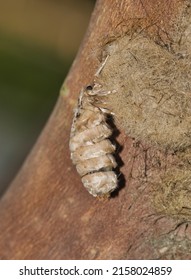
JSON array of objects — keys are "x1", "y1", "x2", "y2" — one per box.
[{"x1": 69, "y1": 83, "x2": 118, "y2": 197}]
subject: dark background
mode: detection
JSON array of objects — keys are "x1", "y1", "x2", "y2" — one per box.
[{"x1": 0, "y1": 0, "x2": 95, "y2": 196}]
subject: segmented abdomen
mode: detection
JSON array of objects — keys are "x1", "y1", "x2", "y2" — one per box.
[{"x1": 69, "y1": 85, "x2": 117, "y2": 197}]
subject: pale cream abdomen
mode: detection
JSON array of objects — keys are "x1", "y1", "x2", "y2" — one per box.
[{"x1": 69, "y1": 85, "x2": 118, "y2": 197}]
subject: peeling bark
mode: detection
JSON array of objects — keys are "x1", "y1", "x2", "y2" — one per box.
[{"x1": 0, "y1": 0, "x2": 191, "y2": 259}]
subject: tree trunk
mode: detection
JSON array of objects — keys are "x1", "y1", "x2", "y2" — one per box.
[{"x1": 1, "y1": 0, "x2": 191, "y2": 259}]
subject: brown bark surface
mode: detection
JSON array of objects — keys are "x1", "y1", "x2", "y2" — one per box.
[{"x1": 0, "y1": 0, "x2": 191, "y2": 259}]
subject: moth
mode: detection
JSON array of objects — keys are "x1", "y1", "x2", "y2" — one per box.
[{"x1": 69, "y1": 83, "x2": 118, "y2": 197}]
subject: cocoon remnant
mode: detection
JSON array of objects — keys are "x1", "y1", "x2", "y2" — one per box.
[{"x1": 97, "y1": 35, "x2": 191, "y2": 151}]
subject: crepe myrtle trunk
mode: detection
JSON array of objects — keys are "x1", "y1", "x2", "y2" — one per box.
[{"x1": 0, "y1": 0, "x2": 191, "y2": 259}]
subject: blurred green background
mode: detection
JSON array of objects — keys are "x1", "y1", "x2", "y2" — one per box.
[{"x1": 0, "y1": 0, "x2": 95, "y2": 196}]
